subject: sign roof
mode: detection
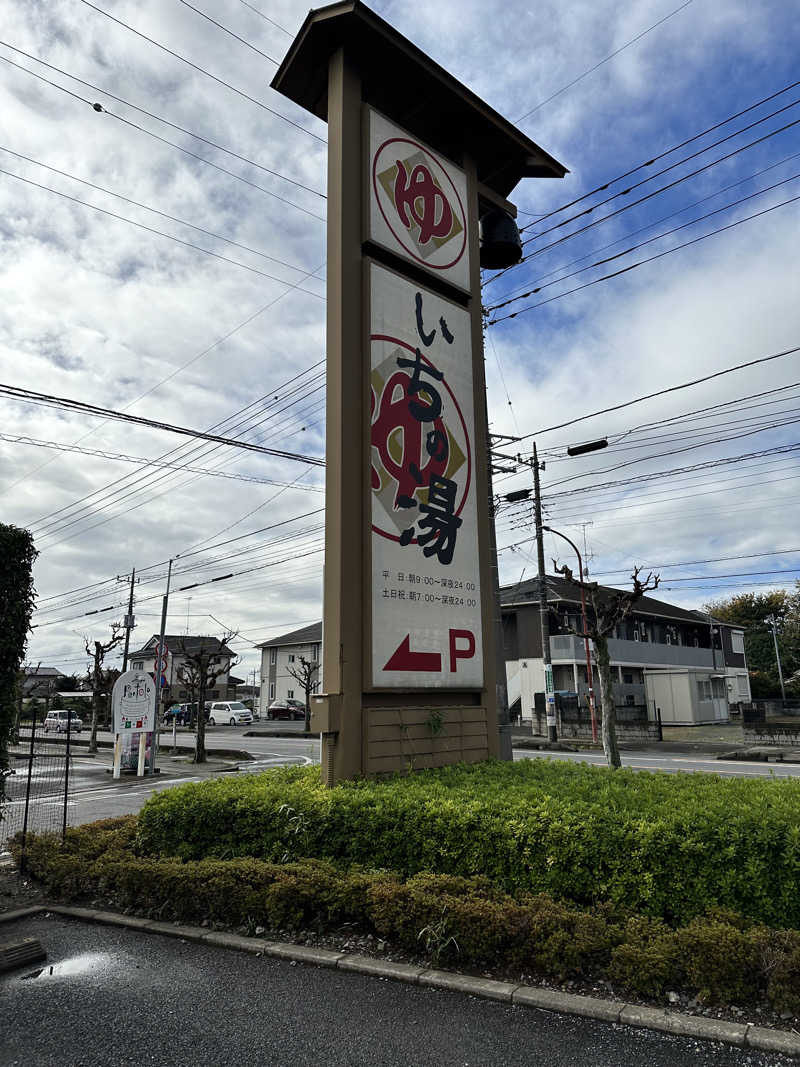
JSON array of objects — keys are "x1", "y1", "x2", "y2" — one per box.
[{"x1": 271, "y1": 0, "x2": 567, "y2": 198}]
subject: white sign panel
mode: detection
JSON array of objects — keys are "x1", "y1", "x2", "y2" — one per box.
[
  {"x1": 370, "y1": 262, "x2": 483, "y2": 688},
  {"x1": 368, "y1": 108, "x2": 471, "y2": 293},
  {"x1": 111, "y1": 670, "x2": 156, "y2": 733}
]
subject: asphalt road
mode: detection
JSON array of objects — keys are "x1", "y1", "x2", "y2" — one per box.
[
  {"x1": 2, "y1": 915, "x2": 791, "y2": 1067},
  {"x1": 513, "y1": 747, "x2": 800, "y2": 778},
  {"x1": 2, "y1": 729, "x2": 320, "y2": 843}
]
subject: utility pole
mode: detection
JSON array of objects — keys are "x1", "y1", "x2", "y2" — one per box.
[
  {"x1": 149, "y1": 558, "x2": 173, "y2": 774},
  {"x1": 767, "y1": 614, "x2": 787, "y2": 701},
  {"x1": 532, "y1": 443, "x2": 557, "y2": 742},
  {"x1": 121, "y1": 568, "x2": 136, "y2": 672},
  {"x1": 487, "y1": 412, "x2": 512, "y2": 761}
]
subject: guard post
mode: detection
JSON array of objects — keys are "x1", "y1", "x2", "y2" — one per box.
[{"x1": 273, "y1": 1, "x2": 565, "y2": 785}]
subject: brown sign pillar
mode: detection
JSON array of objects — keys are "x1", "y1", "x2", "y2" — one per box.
[{"x1": 272, "y1": 1, "x2": 566, "y2": 785}]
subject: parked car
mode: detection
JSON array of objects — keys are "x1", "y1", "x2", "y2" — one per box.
[
  {"x1": 266, "y1": 699, "x2": 305, "y2": 721},
  {"x1": 43, "y1": 710, "x2": 83, "y2": 734},
  {"x1": 206, "y1": 701, "x2": 253, "y2": 727},
  {"x1": 178, "y1": 702, "x2": 207, "y2": 726}
]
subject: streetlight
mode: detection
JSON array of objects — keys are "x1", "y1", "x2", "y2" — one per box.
[
  {"x1": 765, "y1": 614, "x2": 787, "y2": 702},
  {"x1": 542, "y1": 525, "x2": 598, "y2": 743}
]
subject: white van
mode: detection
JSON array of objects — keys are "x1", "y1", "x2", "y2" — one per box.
[{"x1": 206, "y1": 701, "x2": 253, "y2": 727}]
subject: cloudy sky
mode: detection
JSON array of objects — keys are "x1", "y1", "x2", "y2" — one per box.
[{"x1": 1, "y1": 0, "x2": 798, "y2": 682}]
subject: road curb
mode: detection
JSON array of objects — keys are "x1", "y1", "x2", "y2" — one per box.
[{"x1": 4, "y1": 904, "x2": 799, "y2": 1057}]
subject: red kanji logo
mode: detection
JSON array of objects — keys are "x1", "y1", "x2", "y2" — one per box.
[{"x1": 393, "y1": 160, "x2": 454, "y2": 245}]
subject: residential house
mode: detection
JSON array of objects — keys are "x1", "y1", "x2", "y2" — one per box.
[
  {"x1": 502, "y1": 574, "x2": 750, "y2": 729},
  {"x1": 22, "y1": 666, "x2": 67, "y2": 697},
  {"x1": 129, "y1": 635, "x2": 236, "y2": 703},
  {"x1": 255, "y1": 622, "x2": 322, "y2": 716}
]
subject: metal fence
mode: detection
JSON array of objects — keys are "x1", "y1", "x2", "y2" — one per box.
[
  {"x1": 742, "y1": 700, "x2": 800, "y2": 723},
  {"x1": 0, "y1": 707, "x2": 74, "y2": 865}
]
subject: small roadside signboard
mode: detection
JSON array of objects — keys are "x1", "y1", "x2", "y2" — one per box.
[{"x1": 110, "y1": 670, "x2": 156, "y2": 778}]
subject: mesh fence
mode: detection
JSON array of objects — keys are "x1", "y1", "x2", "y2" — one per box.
[{"x1": 1, "y1": 713, "x2": 73, "y2": 856}]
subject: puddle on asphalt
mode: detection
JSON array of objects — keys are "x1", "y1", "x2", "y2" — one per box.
[{"x1": 21, "y1": 952, "x2": 115, "y2": 981}]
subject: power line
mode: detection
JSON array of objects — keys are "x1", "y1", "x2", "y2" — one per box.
[
  {"x1": 27, "y1": 376, "x2": 326, "y2": 542},
  {"x1": 506, "y1": 344, "x2": 800, "y2": 441},
  {"x1": 514, "y1": 77, "x2": 800, "y2": 233},
  {"x1": 545, "y1": 442, "x2": 800, "y2": 498},
  {"x1": 591, "y1": 548, "x2": 800, "y2": 577},
  {"x1": 0, "y1": 166, "x2": 327, "y2": 292},
  {"x1": 546, "y1": 421, "x2": 800, "y2": 490},
  {"x1": 516, "y1": 0, "x2": 693, "y2": 123},
  {"x1": 498, "y1": 148, "x2": 800, "y2": 308},
  {"x1": 486, "y1": 168, "x2": 800, "y2": 314},
  {"x1": 0, "y1": 432, "x2": 326, "y2": 488},
  {"x1": 27, "y1": 367, "x2": 326, "y2": 540},
  {"x1": 36, "y1": 509, "x2": 327, "y2": 613},
  {"x1": 177, "y1": 0, "x2": 279, "y2": 64},
  {"x1": 488, "y1": 184, "x2": 800, "y2": 325},
  {"x1": 75, "y1": 0, "x2": 325, "y2": 143},
  {"x1": 0, "y1": 381, "x2": 325, "y2": 466},
  {"x1": 234, "y1": 0, "x2": 293, "y2": 37},
  {"x1": 520, "y1": 98, "x2": 800, "y2": 250},
  {"x1": 0, "y1": 144, "x2": 321, "y2": 279},
  {"x1": 0, "y1": 48, "x2": 326, "y2": 204},
  {"x1": 0, "y1": 275, "x2": 323, "y2": 500},
  {"x1": 486, "y1": 105, "x2": 800, "y2": 293}
]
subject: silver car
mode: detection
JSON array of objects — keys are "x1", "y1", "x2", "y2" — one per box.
[{"x1": 42, "y1": 710, "x2": 83, "y2": 734}]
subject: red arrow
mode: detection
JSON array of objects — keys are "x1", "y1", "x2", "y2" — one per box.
[{"x1": 383, "y1": 634, "x2": 442, "y2": 672}]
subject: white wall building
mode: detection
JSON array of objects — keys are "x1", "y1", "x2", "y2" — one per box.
[{"x1": 256, "y1": 622, "x2": 322, "y2": 716}]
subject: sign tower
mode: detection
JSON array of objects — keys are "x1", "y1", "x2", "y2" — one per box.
[{"x1": 273, "y1": 1, "x2": 566, "y2": 784}]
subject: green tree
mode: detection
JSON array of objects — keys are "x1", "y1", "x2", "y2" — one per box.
[
  {"x1": 0, "y1": 525, "x2": 37, "y2": 811},
  {"x1": 705, "y1": 588, "x2": 800, "y2": 698}
]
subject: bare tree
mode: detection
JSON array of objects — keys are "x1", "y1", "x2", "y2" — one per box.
[
  {"x1": 552, "y1": 564, "x2": 660, "y2": 769},
  {"x1": 286, "y1": 655, "x2": 320, "y2": 733},
  {"x1": 84, "y1": 626, "x2": 124, "y2": 754},
  {"x1": 176, "y1": 634, "x2": 238, "y2": 763}
]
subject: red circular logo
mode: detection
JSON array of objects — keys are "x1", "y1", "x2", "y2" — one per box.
[{"x1": 372, "y1": 137, "x2": 467, "y2": 272}]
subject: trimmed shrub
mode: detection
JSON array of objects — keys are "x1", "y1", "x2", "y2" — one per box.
[
  {"x1": 15, "y1": 816, "x2": 800, "y2": 1014},
  {"x1": 137, "y1": 761, "x2": 800, "y2": 928}
]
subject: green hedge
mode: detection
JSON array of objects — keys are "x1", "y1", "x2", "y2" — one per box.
[
  {"x1": 136, "y1": 761, "x2": 800, "y2": 928},
  {"x1": 14, "y1": 817, "x2": 800, "y2": 1013}
]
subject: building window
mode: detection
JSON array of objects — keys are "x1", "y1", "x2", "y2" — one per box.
[
  {"x1": 737, "y1": 675, "x2": 749, "y2": 697},
  {"x1": 731, "y1": 631, "x2": 745, "y2": 655},
  {"x1": 623, "y1": 672, "x2": 633, "y2": 685},
  {"x1": 269, "y1": 682, "x2": 275, "y2": 700},
  {"x1": 270, "y1": 647, "x2": 277, "y2": 665},
  {"x1": 698, "y1": 680, "x2": 712, "y2": 701},
  {"x1": 133, "y1": 660, "x2": 144, "y2": 670},
  {"x1": 287, "y1": 689, "x2": 294, "y2": 699},
  {"x1": 711, "y1": 677, "x2": 725, "y2": 699},
  {"x1": 625, "y1": 694, "x2": 636, "y2": 706},
  {"x1": 288, "y1": 654, "x2": 295, "y2": 663}
]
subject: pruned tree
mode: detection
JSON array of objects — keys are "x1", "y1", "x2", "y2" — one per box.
[
  {"x1": 286, "y1": 655, "x2": 320, "y2": 732},
  {"x1": 0, "y1": 525, "x2": 37, "y2": 812},
  {"x1": 84, "y1": 626, "x2": 124, "y2": 754},
  {"x1": 553, "y1": 564, "x2": 660, "y2": 769},
  {"x1": 176, "y1": 633, "x2": 239, "y2": 763}
]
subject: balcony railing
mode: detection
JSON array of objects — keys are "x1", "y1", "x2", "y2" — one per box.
[{"x1": 549, "y1": 634, "x2": 715, "y2": 668}]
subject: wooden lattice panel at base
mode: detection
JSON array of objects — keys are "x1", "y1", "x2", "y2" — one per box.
[{"x1": 363, "y1": 706, "x2": 489, "y2": 776}]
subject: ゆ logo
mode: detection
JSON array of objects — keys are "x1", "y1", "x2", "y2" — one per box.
[{"x1": 373, "y1": 137, "x2": 466, "y2": 270}]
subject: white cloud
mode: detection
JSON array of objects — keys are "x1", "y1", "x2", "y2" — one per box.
[{"x1": 0, "y1": 0, "x2": 796, "y2": 678}]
